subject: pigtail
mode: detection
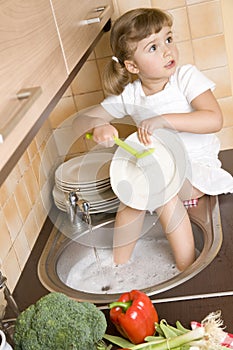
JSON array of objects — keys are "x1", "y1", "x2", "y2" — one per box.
[{"x1": 102, "y1": 59, "x2": 132, "y2": 96}]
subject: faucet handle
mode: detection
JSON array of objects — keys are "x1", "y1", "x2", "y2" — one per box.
[
  {"x1": 68, "y1": 191, "x2": 79, "y2": 206},
  {"x1": 77, "y1": 199, "x2": 90, "y2": 213}
]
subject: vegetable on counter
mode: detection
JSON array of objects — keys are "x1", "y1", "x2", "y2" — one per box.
[
  {"x1": 13, "y1": 292, "x2": 107, "y2": 350},
  {"x1": 109, "y1": 289, "x2": 159, "y2": 344},
  {"x1": 104, "y1": 310, "x2": 232, "y2": 350}
]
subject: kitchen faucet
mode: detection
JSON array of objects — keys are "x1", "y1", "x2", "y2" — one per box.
[
  {"x1": 67, "y1": 191, "x2": 91, "y2": 228},
  {"x1": 0, "y1": 271, "x2": 19, "y2": 319}
]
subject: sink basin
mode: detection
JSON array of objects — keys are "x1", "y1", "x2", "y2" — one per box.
[{"x1": 38, "y1": 195, "x2": 222, "y2": 303}]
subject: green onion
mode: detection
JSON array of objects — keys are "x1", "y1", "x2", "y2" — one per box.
[
  {"x1": 104, "y1": 311, "x2": 227, "y2": 350},
  {"x1": 130, "y1": 327, "x2": 204, "y2": 349}
]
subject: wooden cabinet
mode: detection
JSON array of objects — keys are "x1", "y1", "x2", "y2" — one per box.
[
  {"x1": 0, "y1": 0, "x2": 68, "y2": 172},
  {"x1": 0, "y1": 0, "x2": 113, "y2": 184},
  {"x1": 50, "y1": 0, "x2": 113, "y2": 73}
]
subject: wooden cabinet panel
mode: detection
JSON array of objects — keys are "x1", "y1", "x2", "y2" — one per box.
[
  {"x1": 0, "y1": 1, "x2": 68, "y2": 173},
  {"x1": 0, "y1": 0, "x2": 113, "y2": 184},
  {"x1": 50, "y1": 0, "x2": 113, "y2": 73}
]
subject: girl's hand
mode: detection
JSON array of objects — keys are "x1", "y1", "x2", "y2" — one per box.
[
  {"x1": 92, "y1": 124, "x2": 119, "y2": 147},
  {"x1": 138, "y1": 116, "x2": 166, "y2": 145}
]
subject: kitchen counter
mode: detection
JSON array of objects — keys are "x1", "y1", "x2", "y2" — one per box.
[{"x1": 11, "y1": 149, "x2": 233, "y2": 336}]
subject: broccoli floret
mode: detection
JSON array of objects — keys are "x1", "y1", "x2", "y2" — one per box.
[{"x1": 13, "y1": 292, "x2": 107, "y2": 350}]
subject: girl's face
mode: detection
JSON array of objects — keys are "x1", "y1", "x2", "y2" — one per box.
[{"x1": 125, "y1": 26, "x2": 179, "y2": 90}]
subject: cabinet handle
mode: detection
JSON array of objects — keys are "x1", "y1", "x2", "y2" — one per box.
[
  {"x1": 0, "y1": 86, "x2": 42, "y2": 143},
  {"x1": 85, "y1": 6, "x2": 109, "y2": 24}
]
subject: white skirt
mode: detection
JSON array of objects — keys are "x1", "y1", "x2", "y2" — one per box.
[{"x1": 183, "y1": 135, "x2": 233, "y2": 195}]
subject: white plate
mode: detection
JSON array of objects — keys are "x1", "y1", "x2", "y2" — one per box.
[
  {"x1": 52, "y1": 185, "x2": 117, "y2": 205},
  {"x1": 55, "y1": 152, "x2": 113, "y2": 185},
  {"x1": 55, "y1": 181, "x2": 111, "y2": 194},
  {"x1": 55, "y1": 176, "x2": 111, "y2": 188},
  {"x1": 110, "y1": 130, "x2": 188, "y2": 211},
  {"x1": 54, "y1": 199, "x2": 119, "y2": 214}
]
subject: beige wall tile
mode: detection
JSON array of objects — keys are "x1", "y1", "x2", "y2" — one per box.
[
  {"x1": 0, "y1": 166, "x2": 21, "y2": 202},
  {"x1": 0, "y1": 212, "x2": 12, "y2": 261},
  {"x1": 111, "y1": 0, "x2": 120, "y2": 19},
  {"x1": 71, "y1": 60, "x2": 102, "y2": 94},
  {"x1": 35, "y1": 120, "x2": 51, "y2": 150},
  {"x1": 3, "y1": 195, "x2": 22, "y2": 241},
  {"x1": 203, "y1": 66, "x2": 232, "y2": 99},
  {"x1": 23, "y1": 167, "x2": 40, "y2": 206},
  {"x1": 27, "y1": 139, "x2": 38, "y2": 162},
  {"x1": 117, "y1": 0, "x2": 151, "y2": 14},
  {"x1": 176, "y1": 41, "x2": 194, "y2": 65},
  {"x1": 18, "y1": 151, "x2": 30, "y2": 176},
  {"x1": 186, "y1": 0, "x2": 207, "y2": 4},
  {"x1": 216, "y1": 126, "x2": 233, "y2": 150},
  {"x1": 67, "y1": 137, "x2": 90, "y2": 155},
  {"x1": 49, "y1": 96, "x2": 77, "y2": 129},
  {"x1": 169, "y1": 7, "x2": 191, "y2": 42},
  {"x1": 0, "y1": 183, "x2": 10, "y2": 208},
  {"x1": 23, "y1": 210, "x2": 39, "y2": 250},
  {"x1": 193, "y1": 35, "x2": 228, "y2": 70},
  {"x1": 2, "y1": 247, "x2": 21, "y2": 292},
  {"x1": 94, "y1": 32, "x2": 112, "y2": 59},
  {"x1": 97, "y1": 57, "x2": 111, "y2": 87},
  {"x1": 14, "y1": 179, "x2": 31, "y2": 222},
  {"x1": 62, "y1": 86, "x2": 73, "y2": 97},
  {"x1": 32, "y1": 152, "x2": 46, "y2": 189},
  {"x1": 33, "y1": 196, "x2": 48, "y2": 232},
  {"x1": 151, "y1": 0, "x2": 185, "y2": 10},
  {"x1": 53, "y1": 126, "x2": 84, "y2": 157},
  {"x1": 188, "y1": 1, "x2": 223, "y2": 39},
  {"x1": 14, "y1": 229, "x2": 31, "y2": 270},
  {"x1": 74, "y1": 91, "x2": 104, "y2": 111},
  {"x1": 221, "y1": 0, "x2": 233, "y2": 95},
  {"x1": 218, "y1": 96, "x2": 233, "y2": 127},
  {"x1": 87, "y1": 51, "x2": 95, "y2": 61},
  {"x1": 39, "y1": 141, "x2": 53, "y2": 179},
  {"x1": 44, "y1": 180, "x2": 54, "y2": 214},
  {"x1": 43, "y1": 136, "x2": 60, "y2": 181}
]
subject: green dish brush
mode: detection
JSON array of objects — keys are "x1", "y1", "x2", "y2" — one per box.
[{"x1": 86, "y1": 133, "x2": 155, "y2": 167}]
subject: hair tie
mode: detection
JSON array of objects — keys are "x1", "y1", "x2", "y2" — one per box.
[{"x1": 112, "y1": 56, "x2": 119, "y2": 63}]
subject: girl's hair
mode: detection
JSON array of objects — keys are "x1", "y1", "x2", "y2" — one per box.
[{"x1": 102, "y1": 8, "x2": 173, "y2": 96}]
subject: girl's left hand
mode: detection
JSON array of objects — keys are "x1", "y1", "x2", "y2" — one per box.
[{"x1": 138, "y1": 116, "x2": 166, "y2": 145}]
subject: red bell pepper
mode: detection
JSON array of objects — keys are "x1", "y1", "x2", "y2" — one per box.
[{"x1": 109, "y1": 289, "x2": 159, "y2": 344}]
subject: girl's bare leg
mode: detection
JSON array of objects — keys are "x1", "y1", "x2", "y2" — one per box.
[
  {"x1": 113, "y1": 181, "x2": 204, "y2": 268},
  {"x1": 178, "y1": 179, "x2": 204, "y2": 202},
  {"x1": 113, "y1": 203, "x2": 146, "y2": 265},
  {"x1": 156, "y1": 195, "x2": 195, "y2": 271}
]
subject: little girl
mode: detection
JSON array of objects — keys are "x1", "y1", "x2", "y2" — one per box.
[{"x1": 74, "y1": 8, "x2": 233, "y2": 271}]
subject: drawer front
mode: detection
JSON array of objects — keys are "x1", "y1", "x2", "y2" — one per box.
[
  {"x1": 51, "y1": 0, "x2": 113, "y2": 73},
  {"x1": 0, "y1": 0, "x2": 67, "y2": 142}
]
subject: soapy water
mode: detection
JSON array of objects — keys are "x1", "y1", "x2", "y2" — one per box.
[{"x1": 65, "y1": 234, "x2": 180, "y2": 294}]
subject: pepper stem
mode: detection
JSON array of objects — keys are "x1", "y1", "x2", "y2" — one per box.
[{"x1": 109, "y1": 301, "x2": 132, "y2": 312}]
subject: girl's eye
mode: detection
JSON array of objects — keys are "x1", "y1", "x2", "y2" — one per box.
[
  {"x1": 166, "y1": 36, "x2": 173, "y2": 44},
  {"x1": 149, "y1": 44, "x2": 156, "y2": 52}
]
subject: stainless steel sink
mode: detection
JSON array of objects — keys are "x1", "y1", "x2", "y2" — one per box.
[{"x1": 38, "y1": 195, "x2": 222, "y2": 303}]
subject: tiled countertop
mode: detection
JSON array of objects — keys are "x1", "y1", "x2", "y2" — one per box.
[{"x1": 12, "y1": 149, "x2": 233, "y2": 336}]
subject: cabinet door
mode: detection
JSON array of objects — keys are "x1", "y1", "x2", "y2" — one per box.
[
  {"x1": 50, "y1": 0, "x2": 113, "y2": 74},
  {"x1": 0, "y1": 0, "x2": 67, "y2": 168}
]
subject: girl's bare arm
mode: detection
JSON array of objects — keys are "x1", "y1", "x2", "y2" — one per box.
[
  {"x1": 138, "y1": 89, "x2": 223, "y2": 145},
  {"x1": 72, "y1": 104, "x2": 118, "y2": 142},
  {"x1": 164, "y1": 89, "x2": 223, "y2": 133}
]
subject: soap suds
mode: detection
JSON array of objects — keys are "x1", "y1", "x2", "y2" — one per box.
[{"x1": 65, "y1": 234, "x2": 180, "y2": 294}]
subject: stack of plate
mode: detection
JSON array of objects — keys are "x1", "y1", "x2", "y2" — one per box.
[{"x1": 53, "y1": 151, "x2": 120, "y2": 214}]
